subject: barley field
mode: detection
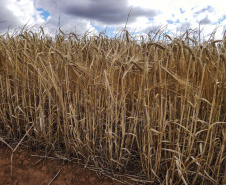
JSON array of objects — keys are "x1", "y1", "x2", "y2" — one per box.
[{"x1": 0, "y1": 27, "x2": 225, "y2": 184}]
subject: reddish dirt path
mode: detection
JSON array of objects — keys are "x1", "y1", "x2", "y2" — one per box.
[{"x1": 0, "y1": 144, "x2": 123, "y2": 185}]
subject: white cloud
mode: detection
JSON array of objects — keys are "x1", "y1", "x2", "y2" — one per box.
[
  {"x1": 0, "y1": 0, "x2": 44, "y2": 32},
  {"x1": 127, "y1": 0, "x2": 226, "y2": 39},
  {"x1": 0, "y1": 0, "x2": 225, "y2": 40}
]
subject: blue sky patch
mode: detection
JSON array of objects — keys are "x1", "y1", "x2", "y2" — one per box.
[
  {"x1": 148, "y1": 18, "x2": 154, "y2": 22},
  {"x1": 37, "y1": 8, "x2": 50, "y2": 20},
  {"x1": 90, "y1": 23, "x2": 115, "y2": 37},
  {"x1": 218, "y1": 15, "x2": 226, "y2": 23},
  {"x1": 106, "y1": 27, "x2": 116, "y2": 37},
  {"x1": 180, "y1": 8, "x2": 185, "y2": 14},
  {"x1": 167, "y1": 20, "x2": 173, "y2": 24},
  {"x1": 90, "y1": 23, "x2": 102, "y2": 33},
  {"x1": 167, "y1": 19, "x2": 180, "y2": 24}
]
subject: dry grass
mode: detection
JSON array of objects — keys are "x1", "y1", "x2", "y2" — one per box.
[{"x1": 0, "y1": 27, "x2": 225, "y2": 184}]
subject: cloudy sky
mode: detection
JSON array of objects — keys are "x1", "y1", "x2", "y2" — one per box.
[{"x1": 0, "y1": 0, "x2": 225, "y2": 40}]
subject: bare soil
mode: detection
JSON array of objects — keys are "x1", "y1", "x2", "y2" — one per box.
[{"x1": 0, "y1": 144, "x2": 123, "y2": 185}]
